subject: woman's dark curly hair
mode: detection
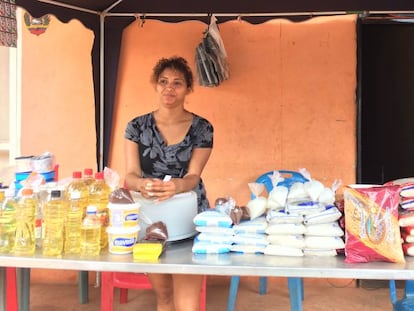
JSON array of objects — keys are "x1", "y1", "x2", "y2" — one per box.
[{"x1": 151, "y1": 56, "x2": 194, "y2": 91}]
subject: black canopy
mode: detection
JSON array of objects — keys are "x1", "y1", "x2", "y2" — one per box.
[{"x1": 15, "y1": 0, "x2": 414, "y2": 170}]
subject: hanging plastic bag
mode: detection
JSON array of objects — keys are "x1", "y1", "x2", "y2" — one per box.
[{"x1": 195, "y1": 14, "x2": 229, "y2": 87}]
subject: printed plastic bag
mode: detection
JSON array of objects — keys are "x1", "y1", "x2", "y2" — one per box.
[{"x1": 343, "y1": 185, "x2": 404, "y2": 263}]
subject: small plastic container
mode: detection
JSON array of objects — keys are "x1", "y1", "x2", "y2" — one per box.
[
  {"x1": 107, "y1": 202, "x2": 140, "y2": 227},
  {"x1": 31, "y1": 154, "x2": 54, "y2": 173},
  {"x1": 15, "y1": 156, "x2": 33, "y2": 173},
  {"x1": 106, "y1": 225, "x2": 139, "y2": 254}
]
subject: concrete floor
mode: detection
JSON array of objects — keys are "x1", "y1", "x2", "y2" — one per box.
[{"x1": 29, "y1": 276, "x2": 399, "y2": 311}]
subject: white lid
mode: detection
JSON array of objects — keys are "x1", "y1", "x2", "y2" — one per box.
[
  {"x1": 107, "y1": 202, "x2": 140, "y2": 210},
  {"x1": 86, "y1": 205, "x2": 98, "y2": 214},
  {"x1": 106, "y1": 225, "x2": 140, "y2": 234}
]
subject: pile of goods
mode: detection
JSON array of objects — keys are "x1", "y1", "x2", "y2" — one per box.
[
  {"x1": 384, "y1": 179, "x2": 414, "y2": 258},
  {"x1": 192, "y1": 169, "x2": 345, "y2": 257},
  {"x1": 0, "y1": 164, "x2": 160, "y2": 259}
]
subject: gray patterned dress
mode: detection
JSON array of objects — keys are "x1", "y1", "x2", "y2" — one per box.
[{"x1": 125, "y1": 112, "x2": 214, "y2": 212}]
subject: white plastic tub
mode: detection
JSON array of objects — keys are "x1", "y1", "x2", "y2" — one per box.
[
  {"x1": 107, "y1": 202, "x2": 140, "y2": 227},
  {"x1": 106, "y1": 225, "x2": 139, "y2": 254}
]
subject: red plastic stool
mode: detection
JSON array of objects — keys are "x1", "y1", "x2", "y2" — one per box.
[
  {"x1": 101, "y1": 272, "x2": 206, "y2": 311},
  {"x1": 6, "y1": 267, "x2": 18, "y2": 311}
]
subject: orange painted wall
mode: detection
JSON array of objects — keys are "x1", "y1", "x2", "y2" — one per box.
[
  {"x1": 21, "y1": 15, "x2": 96, "y2": 178},
  {"x1": 109, "y1": 15, "x2": 357, "y2": 206}
]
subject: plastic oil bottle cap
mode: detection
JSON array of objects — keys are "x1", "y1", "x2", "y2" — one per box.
[
  {"x1": 72, "y1": 171, "x2": 82, "y2": 179},
  {"x1": 86, "y1": 205, "x2": 97, "y2": 214},
  {"x1": 84, "y1": 168, "x2": 93, "y2": 176},
  {"x1": 95, "y1": 172, "x2": 104, "y2": 180},
  {"x1": 50, "y1": 190, "x2": 61, "y2": 198},
  {"x1": 21, "y1": 188, "x2": 33, "y2": 196}
]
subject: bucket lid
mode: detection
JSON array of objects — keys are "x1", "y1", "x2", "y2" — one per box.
[
  {"x1": 106, "y1": 225, "x2": 140, "y2": 234},
  {"x1": 108, "y1": 202, "x2": 140, "y2": 210}
]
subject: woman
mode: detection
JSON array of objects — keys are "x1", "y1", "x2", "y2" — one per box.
[{"x1": 124, "y1": 56, "x2": 214, "y2": 311}]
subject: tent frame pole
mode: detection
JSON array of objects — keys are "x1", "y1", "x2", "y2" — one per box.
[{"x1": 99, "y1": 13, "x2": 104, "y2": 172}]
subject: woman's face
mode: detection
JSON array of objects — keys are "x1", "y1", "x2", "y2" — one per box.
[{"x1": 156, "y1": 68, "x2": 190, "y2": 108}]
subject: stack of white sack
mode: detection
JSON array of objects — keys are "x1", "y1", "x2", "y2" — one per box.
[
  {"x1": 192, "y1": 210, "x2": 234, "y2": 254},
  {"x1": 264, "y1": 170, "x2": 310, "y2": 256},
  {"x1": 263, "y1": 169, "x2": 344, "y2": 256},
  {"x1": 265, "y1": 210, "x2": 305, "y2": 256},
  {"x1": 303, "y1": 204, "x2": 345, "y2": 256},
  {"x1": 231, "y1": 216, "x2": 268, "y2": 253}
]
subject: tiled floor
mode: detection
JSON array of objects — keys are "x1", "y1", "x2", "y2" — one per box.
[{"x1": 29, "y1": 276, "x2": 399, "y2": 311}]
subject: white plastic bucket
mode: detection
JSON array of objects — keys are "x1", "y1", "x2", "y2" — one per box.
[
  {"x1": 131, "y1": 191, "x2": 198, "y2": 242},
  {"x1": 106, "y1": 225, "x2": 139, "y2": 254},
  {"x1": 107, "y1": 202, "x2": 140, "y2": 227}
]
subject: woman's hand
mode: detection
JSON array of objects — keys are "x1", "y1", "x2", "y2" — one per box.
[{"x1": 141, "y1": 178, "x2": 177, "y2": 201}]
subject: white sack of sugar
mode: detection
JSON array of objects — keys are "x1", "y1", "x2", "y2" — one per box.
[
  {"x1": 318, "y1": 179, "x2": 342, "y2": 205},
  {"x1": 304, "y1": 180, "x2": 324, "y2": 202},
  {"x1": 287, "y1": 182, "x2": 309, "y2": 202},
  {"x1": 299, "y1": 168, "x2": 324, "y2": 201},
  {"x1": 267, "y1": 171, "x2": 289, "y2": 210},
  {"x1": 246, "y1": 182, "x2": 267, "y2": 220},
  {"x1": 266, "y1": 210, "x2": 303, "y2": 224}
]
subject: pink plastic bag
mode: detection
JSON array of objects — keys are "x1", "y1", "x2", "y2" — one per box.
[{"x1": 343, "y1": 185, "x2": 404, "y2": 263}]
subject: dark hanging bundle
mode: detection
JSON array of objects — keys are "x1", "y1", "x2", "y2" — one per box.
[{"x1": 195, "y1": 15, "x2": 229, "y2": 87}]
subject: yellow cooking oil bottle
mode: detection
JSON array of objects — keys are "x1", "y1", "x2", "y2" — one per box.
[
  {"x1": 83, "y1": 168, "x2": 95, "y2": 187},
  {"x1": 66, "y1": 171, "x2": 89, "y2": 216},
  {"x1": 64, "y1": 190, "x2": 83, "y2": 254},
  {"x1": 42, "y1": 189, "x2": 67, "y2": 257},
  {"x1": 14, "y1": 188, "x2": 36, "y2": 255},
  {"x1": 80, "y1": 205, "x2": 101, "y2": 257},
  {"x1": 88, "y1": 172, "x2": 110, "y2": 250},
  {"x1": 0, "y1": 188, "x2": 17, "y2": 253}
]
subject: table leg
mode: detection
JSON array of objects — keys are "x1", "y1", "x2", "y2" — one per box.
[
  {"x1": 17, "y1": 267, "x2": 30, "y2": 311},
  {"x1": 78, "y1": 271, "x2": 89, "y2": 304},
  {"x1": 0, "y1": 267, "x2": 5, "y2": 311},
  {"x1": 288, "y1": 277, "x2": 303, "y2": 311}
]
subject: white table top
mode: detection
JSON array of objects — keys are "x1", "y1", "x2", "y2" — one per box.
[{"x1": 0, "y1": 239, "x2": 413, "y2": 280}]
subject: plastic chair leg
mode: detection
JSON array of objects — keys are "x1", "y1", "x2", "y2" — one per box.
[
  {"x1": 6, "y1": 267, "x2": 18, "y2": 311},
  {"x1": 405, "y1": 280, "x2": 414, "y2": 298},
  {"x1": 100, "y1": 272, "x2": 114, "y2": 311},
  {"x1": 227, "y1": 276, "x2": 240, "y2": 311},
  {"x1": 288, "y1": 277, "x2": 303, "y2": 311},
  {"x1": 390, "y1": 280, "x2": 397, "y2": 305},
  {"x1": 119, "y1": 288, "x2": 128, "y2": 304},
  {"x1": 259, "y1": 276, "x2": 267, "y2": 295}
]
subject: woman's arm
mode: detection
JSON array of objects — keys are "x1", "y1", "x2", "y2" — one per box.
[{"x1": 124, "y1": 138, "x2": 146, "y2": 192}]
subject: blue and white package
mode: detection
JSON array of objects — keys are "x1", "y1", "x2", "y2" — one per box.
[
  {"x1": 230, "y1": 244, "x2": 266, "y2": 254},
  {"x1": 196, "y1": 226, "x2": 234, "y2": 235},
  {"x1": 233, "y1": 216, "x2": 267, "y2": 234},
  {"x1": 233, "y1": 233, "x2": 268, "y2": 246},
  {"x1": 193, "y1": 210, "x2": 233, "y2": 228},
  {"x1": 197, "y1": 232, "x2": 234, "y2": 244},
  {"x1": 191, "y1": 236, "x2": 232, "y2": 254}
]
